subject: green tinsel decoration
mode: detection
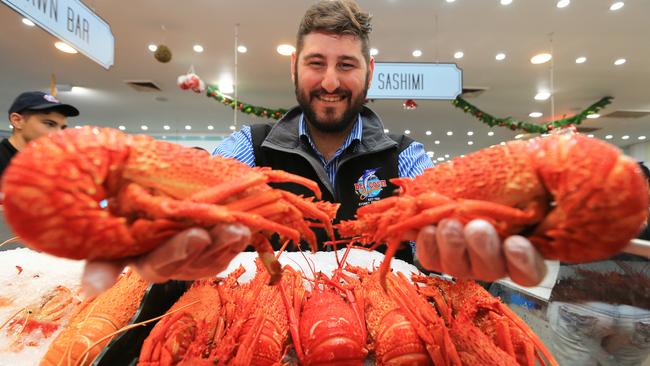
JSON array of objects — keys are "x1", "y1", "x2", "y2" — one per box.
[
  {"x1": 206, "y1": 85, "x2": 288, "y2": 120},
  {"x1": 451, "y1": 96, "x2": 613, "y2": 133}
]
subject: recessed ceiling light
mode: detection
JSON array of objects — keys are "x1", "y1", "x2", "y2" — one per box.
[
  {"x1": 467, "y1": 131, "x2": 474, "y2": 136},
  {"x1": 614, "y1": 58, "x2": 626, "y2": 66},
  {"x1": 207, "y1": 125, "x2": 214, "y2": 130},
  {"x1": 277, "y1": 44, "x2": 295, "y2": 56},
  {"x1": 495, "y1": 53, "x2": 506, "y2": 61},
  {"x1": 384, "y1": 128, "x2": 389, "y2": 133},
  {"x1": 437, "y1": 157, "x2": 445, "y2": 161},
  {"x1": 587, "y1": 134, "x2": 594, "y2": 138},
  {"x1": 370, "y1": 48, "x2": 379, "y2": 56},
  {"x1": 55, "y1": 41, "x2": 78, "y2": 54},
  {"x1": 515, "y1": 134, "x2": 524, "y2": 139},
  {"x1": 446, "y1": 131, "x2": 453, "y2": 136},
  {"x1": 118, "y1": 125, "x2": 126, "y2": 131},
  {"x1": 488, "y1": 131, "x2": 495, "y2": 136},
  {"x1": 426, "y1": 130, "x2": 432, "y2": 135},
  {"x1": 575, "y1": 56, "x2": 587, "y2": 64},
  {"x1": 500, "y1": 0, "x2": 513, "y2": 5},
  {"x1": 237, "y1": 45, "x2": 247, "y2": 53},
  {"x1": 141, "y1": 125, "x2": 149, "y2": 131},
  {"x1": 229, "y1": 125, "x2": 236, "y2": 131},
  {"x1": 500, "y1": 142, "x2": 507, "y2": 145},
  {"x1": 193, "y1": 44, "x2": 204, "y2": 53},
  {"x1": 530, "y1": 53, "x2": 552, "y2": 64},
  {"x1": 218, "y1": 74, "x2": 234, "y2": 94},
  {"x1": 427, "y1": 151, "x2": 434, "y2": 157},
  {"x1": 639, "y1": 136, "x2": 647, "y2": 140},
  {"x1": 467, "y1": 141, "x2": 474, "y2": 145},
  {"x1": 185, "y1": 125, "x2": 192, "y2": 130},
  {"x1": 434, "y1": 140, "x2": 440, "y2": 144},
  {"x1": 534, "y1": 91, "x2": 551, "y2": 101},
  {"x1": 148, "y1": 44, "x2": 158, "y2": 52},
  {"x1": 587, "y1": 113, "x2": 600, "y2": 119},
  {"x1": 74, "y1": 126, "x2": 82, "y2": 129},
  {"x1": 529, "y1": 112, "x2": 543, "y2": 118},
  {"x1": 454, "y1": 51, "x2": 464, "y2": 59},
  {"x1": 412, "y1": 50, "x2": 422, "y2": 58},
  {"x1": 622, "y1": 135, "x2": 630, "y2": 140},
  {"x1": 445, "y1": 154, "x2": 450, "y2": 158},
  {"x1": 610, "y1": 2, "x2": 624, "y2": 11},
  {"x1": 446, "y1": 0, "x2": 456, "y2": 3},
  {"x1": 163, "y1": 125, "x2": 170, "y2": 130},
  {"x1": 22, "y1": 18, "x2": 35, "y2": 27},
  {"x1": 404, "y1": 129, "x2": 411, "y2": 135},
  {"x1": 556, "y1": 0, "x2": 570, "y2": 8},
  {"x1": 605, "y1": 135, "x2": 613, "y2": 139}
]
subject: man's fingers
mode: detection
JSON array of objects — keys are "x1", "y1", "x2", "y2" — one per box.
[
  {"x1": 415, "y1": 225, "x2": 440, "y2": 270},
  {"x1": 209, "y1": 223, "x2": 252, "y2": 250},
  {"x1": 437, "y1": 219, "x2": 472, "y2": 277},
  {"x1": 464, "y1": 219, "x2": 507, "y2": 281},
  {"x1": 504, "y1": 235, "x2": 547, "y2": 286},
  {"x1": 81, "y1": 261, "x2": 124, "y2": 298}
]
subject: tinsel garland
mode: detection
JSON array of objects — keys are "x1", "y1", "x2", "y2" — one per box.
[
  {"x1": 451, "y1": 96, "x2": 613, "y2": 133},
  {"x1": 206, "y1": 85, "x2": 288, "y2": 120}
]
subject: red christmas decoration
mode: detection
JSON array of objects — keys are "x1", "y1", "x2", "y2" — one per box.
[
  {"x1": 177, "y1": 72, "x2": 205, "y2": 93},
  {"x1": 402, "y1": 99, "x2": 418, "y2": 110}
]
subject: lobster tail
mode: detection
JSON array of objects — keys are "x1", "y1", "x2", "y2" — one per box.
[{"x1": 530, "y1": 134, "x2": 649, "y2": 262}]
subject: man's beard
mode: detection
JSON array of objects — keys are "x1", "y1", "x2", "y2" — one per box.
[{"x1": 295, "y1": 72, "x2": 369, "y2": 134}]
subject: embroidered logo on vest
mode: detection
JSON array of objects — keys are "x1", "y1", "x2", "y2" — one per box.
[{"x1": 354, "y1": 168, "x2": 387, "y2": 204}]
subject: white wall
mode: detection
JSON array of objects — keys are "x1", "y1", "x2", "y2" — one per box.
[
  {"x1": 152, "y1": 135, "x2": 227, "y2": 154},
  {"x1": 625, "y1": 141, "x2": 650, "y2": 164}
]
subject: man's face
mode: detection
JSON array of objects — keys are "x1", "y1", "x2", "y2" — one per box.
[
  {"x1": 10, "y1": 111, "x2": 68, "y2": 143},
  {"x1": 292, "y1": 32, "x2": 374, "y2": 133}
]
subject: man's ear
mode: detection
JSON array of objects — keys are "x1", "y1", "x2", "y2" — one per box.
[
  {"x1": 291, "y1": 51, "x2": 297, "y2": 83},
  {"x1": 367, "y1": 55, "x2": 375, "y2": 89},
  {"x1": 9, "y1": 113, "x2": 25, "y2": 131}
]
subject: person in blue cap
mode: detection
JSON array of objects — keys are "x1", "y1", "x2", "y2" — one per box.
[{"x1": 0, "y1": 91, "x2": 79, "y2": 179}]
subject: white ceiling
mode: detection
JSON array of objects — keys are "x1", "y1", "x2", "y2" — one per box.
[{"x1": 1, "y1": 0, "x2": 649, "y2": 159}]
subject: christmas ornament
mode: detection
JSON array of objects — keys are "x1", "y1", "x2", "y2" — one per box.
[
  {"x1": 177, "y1": 72, "x2": 205, "y2": 93},
  {"x1": 402, "y1": 99, "x2": 418, "y2": 110},
  {"x1": 154, "y1": 45, "x2": 172, "y2": 63}
]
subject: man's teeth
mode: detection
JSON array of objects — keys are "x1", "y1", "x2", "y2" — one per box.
[{"x1": 318, "y1": 95, "x2": 344, "y2": 102}]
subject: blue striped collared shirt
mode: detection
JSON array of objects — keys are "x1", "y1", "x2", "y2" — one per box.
[{"x1": 213, "y1": 114, "x2": 433, "y2": 184}]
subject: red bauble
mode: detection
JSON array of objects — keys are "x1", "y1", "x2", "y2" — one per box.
[{"x1": 402, "y1": 99, "x2": 417, "y2": 110}]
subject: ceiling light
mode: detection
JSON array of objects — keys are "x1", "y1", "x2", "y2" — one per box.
[
  {"x1": 639, "y1": 136, "x2": 647, "y2": 140},
  {"x1": 55, "y1": 41, "x2": 78, "y2": 54},
  {"x1": 404, "y1": 129, "x2": 411, "y2": 135},
  {"x1": 412, "y1": 50, "x2": 422, "y2": 58},
  {"x1": 495, "y1": 53, "x2": 506, "y2": 61},
  {"x1": 500, "y1": 0, "x2": 513, "y2": 5},
  {"x1": 426, "y1": 130, "x2": 432, "y2": 135},
  {"x1": 530, "y1": 53, "x2": 552, "y2": 64},
  {"x1": 605, "y1": 135, "x2": 613, "y2": 139},
  {"x1": 163, "y1": 125, "x2": 170, "y2": 130},
  {"x1": 622, "y1": 135, "x2": 630, "y2": 140},
  {"x1": 446, "y1": 0, "x2": 456, "y2": 3},
  {"x1": 384, "y1": 128, "x2": 389, "y2": 133},
  {"x1": 556, "y1": 0, "x2": 570, "y2": 8},
  {"x1": 185, "y1": 125, "x2": 192, "y2": 130},
  {"x1": 74, "y1": 126, "x2": 82, "y2": 129},
  {"x1": 148, "y1": 44, "x2": 157, "y2": 52},
  {"x1": 467, "y1": 141, "x2": 474, "y2": 145},
  {"x1": 434, "y1": 140, "x2": 440, "y2": 144},
  {"x1": 446, "y1": 131, "x2": 453, "y2": 136},
  {"x1": 587, "y1": 113, "x2": 600, "y2": 119},
  {"x1": 584, "y1": 134, "x2": 593, "y2": 138},
  {"x1": 444, "y1": 154, "x2": 450, "y2": 158},
  {"x1": 229, "y1": 125, "x2": 236, "y2": 131},
  {"x1": 427, "y1": 151, "x2": 434, "y2": 157},
  {"x1": 454, "y1": 51, "x2": 464, "y2": 59},
  {"x1": 141, "y1": 125, "x2": 149, "y2": 131},
  {"x1": 614, "y1": 58, "x2": 626, "y2": 66},
  {"x1": 609, "y1": 2, "x2": 624, "y2": 11},
  {"x1": 535, "y1": 91, "x2": 551, "y2": 101},
  {"x1": 218, "y1": 74, "x2": 234, "y2": 94},
  {"x1": 370, "y1": 48, "x2": 379, "y2": 56},
  {"x1": 488, "y1": 131, "x2": 495, "y2": 136},
  {"x1": 529, "y1": 112, "x2": 543, "y2": 118},
  {"x1": 237, "y1": 45, "x2": 247, "y2": 53},
  {"x1": 575, "y1": 56, "x2": 587, "y2": 64},
  {"x1": 118, "y1": 125, "x2": 126, "y2": 131},
  {"x1": 437, "y1": 157, "x2": 445, "y2": 161},
  {"x1": 207, "y1": 125, "x2": 214, "y2": 130},
  {"x1": 467, "y1": 131, "x2": 474, "y2": 136},
  {"x1": 500, "y1": 142, "x2": 507, "y2": 145},
  {"x1": 515, "y1": 134, "x2": 524, "y2": 139},
  {"x1": 22, "y1": 18, "x2": 35, "y2": 26},
  {"x1": 277, "y1": 44, "x2": 295, "y2": 56},
  {"x1": 193, "y1": 44, "x2": 204, "y2": 53}
]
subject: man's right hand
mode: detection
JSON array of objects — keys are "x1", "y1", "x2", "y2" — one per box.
[{"x1": 81, "y1": 224, "x2": 251, "y2": 297}]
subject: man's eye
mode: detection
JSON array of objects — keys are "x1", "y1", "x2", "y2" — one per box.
[{"x1": 340, "y1": 63, "x2": 355, "y2": 69}]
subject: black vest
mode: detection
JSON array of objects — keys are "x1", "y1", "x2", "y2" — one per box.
[{"x1": 249, "y1": 106, "x2": 415, "y2": 262}]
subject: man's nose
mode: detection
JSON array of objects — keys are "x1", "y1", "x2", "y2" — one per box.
[{"x1": 321, "y1": 67, "x2": 340, "y2": 93}]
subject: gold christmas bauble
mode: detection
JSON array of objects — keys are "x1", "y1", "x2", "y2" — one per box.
[{"x1": 154, "y1": 45, "x2": 172, "y2": 63}]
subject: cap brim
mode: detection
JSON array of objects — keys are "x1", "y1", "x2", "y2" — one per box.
[{"x1": 27, "y1": 103, "x2": 79, "y2": 117}]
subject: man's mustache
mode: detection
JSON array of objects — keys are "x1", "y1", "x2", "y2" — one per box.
[{"x1": 310, "y1": 89, "x2": 351, "y2": 99}]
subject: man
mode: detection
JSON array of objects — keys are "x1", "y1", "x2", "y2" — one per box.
[
  {"x1": 0, "y1": 91, "x2": 79, "y2": 179},
  {"x1": 82, "y1": 0, "x2": 546, "y2": 295}
]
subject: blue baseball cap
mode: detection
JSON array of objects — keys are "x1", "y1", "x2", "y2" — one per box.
[{"x1": 8, "y1": 91, "x2": 79, "y2": 117}]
